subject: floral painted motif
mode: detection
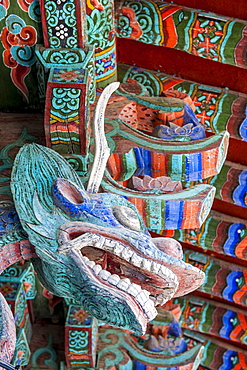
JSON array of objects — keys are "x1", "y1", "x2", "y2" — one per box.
[
  {"x1": 0, "y1": 284, "x2": 14, "y2": 297},
  {"x1": 52, "y1": 68, "x2": 85, "y2": 83},
  {"x1": 74, "y1": 309, "x2": 89, "y2": 323},
  {"x1": 192, "y1": 16, "x2": 225, "y2": 61},
  {"x1": 0, "y1": 14, "x2": 37, "y2": 100}
]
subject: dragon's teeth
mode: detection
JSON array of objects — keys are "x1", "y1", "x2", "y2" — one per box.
[
  {"x1": 141, "y1": 259, "x2": 152, "y2": 271},
  {"x1": 142, "y1": 289, "x2": 150, "y2": 299},
  {"x1": 121, "y1": 248, "x2": 134, "y2": 261},
  {"x1": 108, "y1": 274, "x2": 120, "y2": 285},
  {"x1": 87, "y1": 260, "x2": 95, "y2": 268},
  {"x1": 127, "y1": 284, "x2": 142, "y2": 297},
  {"x1": 144, "y1": 305, "x2": 157, "y2": 320},
  {"x1": 136, "y1": 291, "x2": 149, "y2": 305},
  {"x1": 159, "y1": 265, "x2": 172, "y2": 277},
  {"x1": 132, "y1": 283, "x2": 142, "y2": 293},
  {"x1": 103, "y1": 239, "x2": 117, "y2": 252},
  {"x1": 114, "y1": 244, "x2": 124, "y2": 255},
  {"x1": 151, "y1": 262, "x2": 160, "y2": 274},
  {"x1": 159, "y1": 266, "x2": 179, "y2": 287},
  {"x1": 117, "y1": 278, "x2": 131, "y2": 290},
  {"x1": 93, "y1": 264, "x2": 102, "y2": 274},
  {"x1": 130, "y1": 253, "x2": 142, "y2": 267},
  {"x1": 95, "y1": 237, "x2": 105, "y2": 249},
  {"x1": 99, "y1": 270, "x2": 111, "y2": 280}
]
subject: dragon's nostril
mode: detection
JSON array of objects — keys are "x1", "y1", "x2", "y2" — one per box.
[
  {"x1": 60, "y1": 182, "x2": 84, "y2": 205},
  {"x1": 52, "y1": 178, "x2": 91, "y2": 217},
  {"x1": 53, "y1": 178, "x2": 85, "y2": 205}
]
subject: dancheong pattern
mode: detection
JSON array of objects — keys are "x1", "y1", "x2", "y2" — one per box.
[
  {"x1": 43, "y1": 0, "x2": 80, "y2": 48},
  {"x1": 0, "y1": 0, "x2": 41, "y2": 109},
  {"x1": 117, "y1": 1, "x2": 247, "y2": 68},
  {"x1": 118, "y1": 63, "x2": 247, "y2": 141}
]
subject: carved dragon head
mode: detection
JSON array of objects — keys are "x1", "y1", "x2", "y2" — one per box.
[{"x1": 11, "y1": 84, "x2": 205, "y2": 334}]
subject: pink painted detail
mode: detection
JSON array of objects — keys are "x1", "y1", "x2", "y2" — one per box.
[
  {"x1": 133, "y1": 175, "x2": 183, "y2": 193},
  {"x1": 0, "y1": 240, "x2": 37, "y2": 275}
]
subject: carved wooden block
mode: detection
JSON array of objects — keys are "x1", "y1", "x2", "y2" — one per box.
[
  {"x1": 39, "y1": 0, "x2": 116, "y2": 86},
  {"x1": 65, "y1": 305, "x2": 98, "y2": 368},
  {"x1": 0, "y1": 262, "x2": 37, "y2": 300},
  {"x1": 11, "y1": 328, "x2": 31, "y2": 368},
  {"x1": 44, "y1": 67, "x2": 91, "y2": 156}
]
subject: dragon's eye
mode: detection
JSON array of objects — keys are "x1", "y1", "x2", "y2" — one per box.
[{"x1": 112, "y1": 205, "x2": 141, "y2": 231}]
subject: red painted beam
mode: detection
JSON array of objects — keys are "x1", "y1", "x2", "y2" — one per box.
[
  {"x1": 227, "y1": 138, "x2": 247, "y2": 166},
  {"x1": 117, "y1": 38, "x2": 247, "y2": 94},
  {"x1": 164, "y1": 0, "x2": 247, "y2": 21},
  {"x1": 212, "y1": 198, "x2": 247, "y2": 221}
]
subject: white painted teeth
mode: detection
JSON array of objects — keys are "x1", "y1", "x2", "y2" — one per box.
[
  {"x1": 87, "y1": 260, "x2": 95, "y2": 268},
  {"x1": 130, "y1": 254, "x2": 142, "y2": 266},
  {"x1": 116, "y1": 278, "x2": 131, "y2": 291},
  {"x1": 114, "y1": 244, "x2": 124, "y2": 255},
  {"x1": 121, "y1": 248, "x2": 134, "y2": 261},
  {"x1": 141, "y1": 259, "x2": 152, "y2": 271},
  {"x1": 144, "y1": 305, "x2": 157, "y2": 321},
  {"x1": 108, "y1": 274, "x2": 120, "y2": 285},
  {"x1": 93, "y1": 264, "x2": 102, "y2": 274},
  {"x1": 104, "y1": 239, "x2": 117, "y2": 252},
  {"x1": 136, "y1": 290, "x2": 150, "y2": 305},
  {"x1": 99, "y1": 270, "x2": 111, "y2": 280},
  {"x1": 95, "y1": 237, "x2": 105, "y2": 249},
  {"x1": 84, "y1": 255, "x2": 157, "y2": 320},
  {"x1": 151, "y1": 261, "x2": 160, "y2": 274},
  {"x1": 127, "y1": 283, "x2": 142, "y2": 296},
  {"x1": 74, "y1": 233, "x2": 178, "y2": 320}
]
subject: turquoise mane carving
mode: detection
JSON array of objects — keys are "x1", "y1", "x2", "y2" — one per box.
[{"x1": 11, "y1": 143, "x2": 204, "y2": 335}]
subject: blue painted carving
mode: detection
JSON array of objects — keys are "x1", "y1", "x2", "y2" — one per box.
[{"x1": 153, "y1": 104, "x2": 206, "y2": 141}]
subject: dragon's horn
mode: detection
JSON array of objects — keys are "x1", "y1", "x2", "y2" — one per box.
[{"x1": 87, "y1": 82, "x2": 120, "y2": 194}]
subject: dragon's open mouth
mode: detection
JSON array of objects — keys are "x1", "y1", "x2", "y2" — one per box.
[{"x1": 58, "y1": 223, "x2": 180, "y2": 323}]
